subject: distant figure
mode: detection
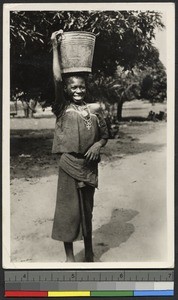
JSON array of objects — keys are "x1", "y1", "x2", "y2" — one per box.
[
  {"x1": 147, "y1": 110, "x2": 167, "y2": 122},
  {"x1": 29, "y1": 99, "x2": 37, "y2": 118},
  {"x1": 22, "y1": 99, "x2": 37, "y2": 118},
  {"x1": 22, "y1": 100, "x2": 29, "y2": 118}
]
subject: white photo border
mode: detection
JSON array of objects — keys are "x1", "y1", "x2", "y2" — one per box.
[{"x1": 3, "y1": 2, "x2": 175, "y2": 269}]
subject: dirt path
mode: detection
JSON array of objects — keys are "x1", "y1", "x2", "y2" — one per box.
[{"x1": 10, "y1": 122, "x2": 167, "y2": 264}]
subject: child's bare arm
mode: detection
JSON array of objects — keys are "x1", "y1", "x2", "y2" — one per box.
[
  {"x1": 51, "y1": 30, "x2": 63, "y2": 81},
  {"x1": 51, "y1": 30, "x2": 63, "y2": 103}
]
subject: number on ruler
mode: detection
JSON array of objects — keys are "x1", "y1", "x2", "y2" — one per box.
[{"x1": 120, "y1": 273, "x2": 124, "y2": 279}]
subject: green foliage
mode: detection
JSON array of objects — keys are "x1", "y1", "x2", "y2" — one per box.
[
  {"x1": 10, "y1": 10, "x2": 165, "y2": 102},
  {"x1": 134, "y1": 61, "x2": 167, "y2": 102},
  {"x1": 89, "y1": 59, "x2": 167, "y2": 115}
]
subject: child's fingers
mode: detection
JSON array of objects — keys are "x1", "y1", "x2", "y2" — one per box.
[
  {"x1": 85, "y1": 149, "x2": 99, "y2": 161},
  {"x1": 84, "y1": 152, "x2": 90, "y2": 160},
  {"x1": 58, "y1": 29, "x2": 64, "y2": 34},
  {"x1": 51, "y1": 30, "x2": 63, "y2": 40},
  {"x1": 56, "y1": 30, "x2": 64, "y2": 39},
  {"x1": 85, "y1": 150, "x2": 92, "y2": 157},
  {"x1": 87, "y1": 152, "x2": 94, "y2": 161},
  {"x1": 94, "y1": 153, "x2": 98, "y2": 160},
  {"x1": 90, "y1": 153, "x2": 94, "y2": 160},
  {"x1": 54, "y1": 29, "x2": 63, "y2": 35},
  {"x1": 93, "y1": 154, "x2": 98, "y2": 160}
]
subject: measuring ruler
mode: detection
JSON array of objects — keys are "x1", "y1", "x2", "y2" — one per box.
[{"x1": 4, "y1": 270, "x2": 174, "y2": 297}]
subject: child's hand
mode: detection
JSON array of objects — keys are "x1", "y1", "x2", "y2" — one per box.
[
  {"x1": 84, "y1": 142, "x2": 101, "y2": 161},
  {"x1": 51, "y1": 30, "x2": 63, "y2": 47}
]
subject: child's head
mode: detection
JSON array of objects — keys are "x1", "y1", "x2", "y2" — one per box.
[{"x1": 63, "y1": 73, "x2": 88, "y2": 104}]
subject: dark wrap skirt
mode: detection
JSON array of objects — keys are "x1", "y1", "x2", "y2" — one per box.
[{"x1": 52, "y1": 154, "x2": 97, "y2": 242}]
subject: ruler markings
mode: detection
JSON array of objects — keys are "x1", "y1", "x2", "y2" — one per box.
[
  {"x1": 4, "y1": 270, "x2": 174, "y2": 286},
  {"x1": 6, "y1": 270, "x2": 173, "y2": 281}
]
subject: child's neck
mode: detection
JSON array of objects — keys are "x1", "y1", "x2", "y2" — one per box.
[{"x1": 72, "y1": 101, "x2": 85, "y2": 106}]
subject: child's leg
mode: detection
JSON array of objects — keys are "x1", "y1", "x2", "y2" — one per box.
[
  {"x1": 64, "y1": 242, "x2": 75, "y2": 262},
  {"x1": 84, "y1": 231, "x2": 94, "y2": 262},
  {"x1": 81, "y1": 185, "x2": 95, "y2": 262}
]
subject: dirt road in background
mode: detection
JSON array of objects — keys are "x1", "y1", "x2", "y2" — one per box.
[{"x1": 9, "y1": 121, "x2": 167, "y2": 264}]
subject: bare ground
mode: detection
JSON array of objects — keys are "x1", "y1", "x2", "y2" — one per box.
[{"x1": 9, "y1": 117, "x2": 167, "y2": 263}]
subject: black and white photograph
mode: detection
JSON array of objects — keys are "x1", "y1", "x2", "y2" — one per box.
[{"x1": 3, "y1": 3, "x2": 174, "y2": 268}]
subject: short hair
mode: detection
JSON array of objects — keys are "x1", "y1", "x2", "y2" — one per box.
[{"x1": 62, "y1": 73, "x2": 88, "y2": 86}]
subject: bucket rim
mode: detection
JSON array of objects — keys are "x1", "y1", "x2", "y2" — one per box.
[{"x1": 62, "y1": 31, "x2": 96, "y2": 37}]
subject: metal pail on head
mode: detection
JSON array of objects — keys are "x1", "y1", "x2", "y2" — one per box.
[{"x1": 59, "y1": 31, "x2": 96, "y2": 74}]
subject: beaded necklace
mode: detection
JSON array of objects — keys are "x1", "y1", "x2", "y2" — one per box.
[{"x1": 71, "y1": 103, "x2": 92, "y2": 130}]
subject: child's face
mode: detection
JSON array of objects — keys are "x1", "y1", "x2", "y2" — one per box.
[{"x1": 65, "y1": 76, "x2": 86, "y2": 104}]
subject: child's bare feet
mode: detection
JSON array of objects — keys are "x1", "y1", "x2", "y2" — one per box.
[
  {"x1": 66, "y1": 256, "x2": 75, "y2": 262},
  {"x1": 64, "y1": 242, "x2": 75, "y2": 262},
  {"x1": 85, "y1": 253, "x2": 94, "y2": 262}
]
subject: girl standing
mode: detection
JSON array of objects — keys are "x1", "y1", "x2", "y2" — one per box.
[{"x1": 51, "y1": 30, "x2": 108, "y2": 262}]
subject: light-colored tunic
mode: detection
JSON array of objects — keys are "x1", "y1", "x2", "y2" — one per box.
[
  {"x1": 52, "y1": 101, "x2": 109, "y2": 242},
  {"x1": 52, "y1": 103, "x2": 108, "y2": 154}
]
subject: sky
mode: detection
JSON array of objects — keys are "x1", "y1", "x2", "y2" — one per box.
[{"x1": 153, "y1": 12, "x2": 167, "y2": 68}]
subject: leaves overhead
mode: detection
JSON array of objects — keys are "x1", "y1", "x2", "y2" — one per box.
[{"x1": 10, "y1": 10, "x2": 165, "y2": 101}]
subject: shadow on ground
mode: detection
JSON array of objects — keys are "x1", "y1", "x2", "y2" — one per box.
[
  {"x1": 75, "y1": 208, "x2": 139, "y2": 262},
  {"x1": 121, "y1": 116, "x2": 148, "y2": 122}
]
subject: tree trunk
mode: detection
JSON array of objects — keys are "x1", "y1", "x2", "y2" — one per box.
[{"x1": 117, "y1": 99, "x2": 124, "y2": 121}]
